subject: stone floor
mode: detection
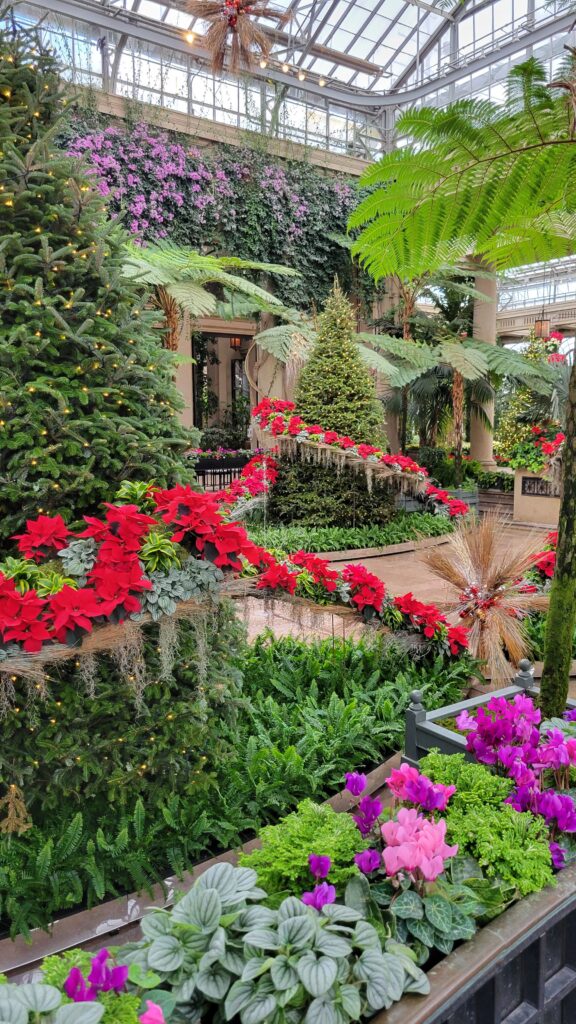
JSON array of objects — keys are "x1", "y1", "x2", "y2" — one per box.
[{"x1": 238, "y1": 524, "x2": 548, "y2": 642}]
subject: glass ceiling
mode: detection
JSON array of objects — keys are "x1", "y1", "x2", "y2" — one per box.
[{"x1": 143, "y1": 0, "x2": 567, "y2": 94}]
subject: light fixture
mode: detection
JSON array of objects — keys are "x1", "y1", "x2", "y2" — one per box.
[
  {"x1": 297, "y1": 70, "x2": 306, "y2": 81},
  {"x1": 229, "y1": 335, "x2": 242, "y2": 351},
  {"x1": 281, "y1": 62, "x2": 289, "y2": 73},
  {"x1": 319, "y1": 77, "x2": 326, "y2": 87},
  {"x1": 184, "y1": 31, "x2": 195, "y2": 44},
  {"x1": 534, "y1": 314, "x2": 550, "y2": 339},
  {"x1": 259, "y1": 58, "x2": 268, "y2": 68}
]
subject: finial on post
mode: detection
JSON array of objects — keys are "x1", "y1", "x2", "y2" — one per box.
[{"x1": 514, "y1": 659, "x2": 534, "y2": 691}]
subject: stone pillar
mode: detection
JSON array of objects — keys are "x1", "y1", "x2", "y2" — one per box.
[
  {"x1": 470, "y1": 262, "x2": 497, "y2": 467},
  {"x1": 175, "y1": 310, "x2": 194, "y2": 428}
]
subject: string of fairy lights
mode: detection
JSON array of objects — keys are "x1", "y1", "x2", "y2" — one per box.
[{"x1": 182, "y1": 28, "x2": 328, "y2": 88}]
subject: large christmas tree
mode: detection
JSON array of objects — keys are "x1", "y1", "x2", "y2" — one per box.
[
  {"x1": 0, "y1": 18, "x2": 194, "y2": 548},
  {"x1": 295, "y1": 283, "x2": 383, "y2": 443}
]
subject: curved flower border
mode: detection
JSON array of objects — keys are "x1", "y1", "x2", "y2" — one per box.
[{"x1": 252, "y1": 399, "x2": 470, "y2": 518}]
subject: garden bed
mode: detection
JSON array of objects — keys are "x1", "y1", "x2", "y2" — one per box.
[
  {"x1": 374, "y1": 860, "x2": 576, "y2": 1023},
  {"x1": 247, "y1": 513, "x2": 455, "y2": 557},
  {"x1": 1, "y1": 759, "x2": 398, "y2": 981}
]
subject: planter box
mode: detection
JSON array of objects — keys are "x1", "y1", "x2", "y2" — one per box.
[
  {"x1": 1, "y1": 758, "x2": 398, "y2": 980},
  {"x1": 513, "y1": 469, "x2": 560, "y2": 526},
  {"x1": 478, "y1": 487, "x2": 514, "y2": 516},
  {"x1": 374, "y1": 861, "x2": 576, "y2": 1024},
  {"x1": 404, "y1": 661, "x2": 576, "y2": 766}
]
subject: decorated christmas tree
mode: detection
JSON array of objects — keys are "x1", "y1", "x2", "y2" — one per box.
[
  {"x1": 295, "y1": 282, "x2": 383, "y2": 443},
  {"x1": 495, "y1": 330, "x2": 562, "y2": 457},
  {"x1": 0, "y1": 17, "x2": 194, "y2": 548}
]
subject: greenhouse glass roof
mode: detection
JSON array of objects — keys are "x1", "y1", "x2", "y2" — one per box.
[{"x1": 11, "y1": 0, "x2": 574, "y2": 158}]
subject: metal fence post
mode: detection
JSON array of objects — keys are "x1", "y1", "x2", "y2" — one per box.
[
  {"x1": 404, "y1": 689, "x2": 426, "y2": 767},
  {"x1": 513, "y1": 659, "x2": 535, "y2": 692}
]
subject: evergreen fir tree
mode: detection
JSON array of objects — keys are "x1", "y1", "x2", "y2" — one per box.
[
  {"x1": 0, "y1": 17, "x2": 194, "y2": 548},
  {"x1": 495, "y1": 330, "x2": 548, "y2": 456},
  {"x1": 295, "y1": 283, "x2": 383, "y2": 442}
]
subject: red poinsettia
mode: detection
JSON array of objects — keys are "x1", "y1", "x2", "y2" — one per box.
[
  {"x1": 393, "y1": 593, "x2": 447, "y2": 638},
  {"x1": 447, "y1": 624, "x2": 469, "y2": 655},
  {"x1": 342, "y1": 564, "x2": 385, "y2": 613},
  {"x1": 0, "y1": 579, "x2": 52, "y2": 652},
  {"x1": 288, "y1": 416, "x2": 306, "y2": 435},
  {"x1": 256, "y1": 562, "x2": 300, "y2": 595},
  {"x1": 291, "y1": 551, "x2": 339, "y2": 592},
  {"x1": 356, "y1": 444, "x2": 379, "y2": 460},
  {"x1": 47, "y1": 586, "x2": 103, "y2": 641},
  {"x1": 101, "y1": 504, "x2": 157, "y2": 550},
  {"x1": 13, "y1": 514, "x2": 70, "y2": 562},
  {"x1": 533, "y1": 549, "x2": 556, "y2": 578}
]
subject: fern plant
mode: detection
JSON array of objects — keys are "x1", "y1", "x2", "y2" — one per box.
[
  {"x1": 350, "y1": 57, "x2": 576, "y2": 278},
  {"x1": 121, "y1": 241, "x2": 298, "y2": 349}
]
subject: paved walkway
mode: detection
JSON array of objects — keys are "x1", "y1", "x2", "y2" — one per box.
[{"x1": 239, "y1": 524, "x2": 548, "y2": 641}]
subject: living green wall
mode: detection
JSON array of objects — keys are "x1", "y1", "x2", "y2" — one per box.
[{"x1": 60, "y1": 114, "x2": 370, "y2": 311}]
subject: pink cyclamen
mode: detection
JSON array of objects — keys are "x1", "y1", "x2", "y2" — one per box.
[{"x1": 381, "y1": 808, "x2": 458, "y2": 882}]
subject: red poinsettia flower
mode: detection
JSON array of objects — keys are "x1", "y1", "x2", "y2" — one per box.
[
  {"x1": 257, "y1": 562, "x2": 300, "y2": 595},
  {"x1": 101, "y1": 504, "x2": 157, "y2": 551},
  {"x1": 47, "y1": 586, "x2": 103, "y2": 640},
  {"x1": 78, "y1": 515, "x2": 109, "y2": 544},
  {"x1": 270, "y1": 415, "x2": 288, "y2": 437},
  {"x1": 288, "y1": 416, "x2": 305, "y2": 435},
  {"x1": 241, "y1": 541, "x2": 277, "y2": 569},
  {"x1": 548, "y1": 352, "x2": 567, "y2": 364},
  {"x1": 13, "y1": 514, "x2": 70, "y2": 562},
  {"x1": 339, "y1": 436, "x2": 356, "y2": 449},
  {"x1": 546, "y1": 531, "x2": 558, "y2": 547},
  {"x1": 448, "y1": 499, "x2": 470, "y2": 517},
  {"x1": 291, "y1": 551, "x2": 339, "y2": 592},
  {"x1": 342, "y1": 563, "x2": 385, "y2": 612},
  {"x1": 356, "y1": 444, "x2": 380, "y2": 460},
  {"x1": 533, "y1": 550, "x2": 556, "y2": 578},
  {"x1": 0, "y1": 585, "x2": 52, "y2": 652},
  {"x1": 447, "y1": 624, "x2": 469, "y2": 655},
  {"x1": 323, "y1": 431, "x2": 340, "y2": 445}
]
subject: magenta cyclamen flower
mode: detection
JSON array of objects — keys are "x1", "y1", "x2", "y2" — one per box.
[
  {"x1": 456, "y1": 694, "x2": 541, "y2": 766},
  {"x1": 301, "y1": 882, "x2": 336, "y2": 911},
  {"x1": 64, "y1": 950, "x2": 128, "y2": 1002},
  {"x1": 345, "y1": 772, "x2": 367, "y2": 796},
  {"x1": 308, "y1": 853, "x2": 331, "y2": 880},
  {"x1": 550, "y1": 842, "x2": 567, "y2": 870},
  {"x1": 386, "y1": 765, "x2": 455, "y2": 812},
  {"x1": 381, "y1": 808, "x2": 458, "y2": 882},
  {"x1": 354, "y1": 849, "x2": 381, "y2": 874},
  {"x1": 353, "y1": 795, "x2": 383, "y2": 836},
  {"x1": 64, "y1": 968, "x2": 96, "y2": 1003},
  {"x1": 563, "y1": 709, "x2": 576, "y2": 722}
]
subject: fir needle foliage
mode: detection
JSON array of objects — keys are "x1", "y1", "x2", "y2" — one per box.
[
  {"x1": 0, "y1": 17, "x2": 195, "y2": 547},
  {"x1": 295, "y1": 283, "x2": 384, "y2": 442}
]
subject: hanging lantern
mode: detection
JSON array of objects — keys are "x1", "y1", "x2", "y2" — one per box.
[
  {"x1": 229, "y1": 335, "x2": 242, "y2": 351},
  {"x1": 534, "y1": 316, "x2": 550, "y2": 339},
  {"x1": 186, "y1": 1, "x2": 290, "y2": 74}
]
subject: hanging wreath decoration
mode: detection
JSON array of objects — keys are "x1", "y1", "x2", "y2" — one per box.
[{"x1": 186, "y1": 0, "x2": 290, "y2": 74}]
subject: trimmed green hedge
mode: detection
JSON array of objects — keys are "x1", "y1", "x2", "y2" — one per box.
[{"x1": 248, "y1": 512, "x2": 454, "y2": 553}]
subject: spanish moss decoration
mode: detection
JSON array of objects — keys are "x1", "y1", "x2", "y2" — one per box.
[
  {"x1": 79, "y1": 652, "x2": 99, "y2": 698},
  {"x1": 186, "y1": 0, "x2": 289, "y2": 74},
  {"x1": 0, "y1": 784, "x2": 32, "y2": 836},
  {"x1": 158, "y1": 615, "x2": 180, "y2": 681}
]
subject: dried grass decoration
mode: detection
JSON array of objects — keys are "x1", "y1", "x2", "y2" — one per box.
[
  {"x1": 425, "y1": 514, "x2": 549, "y2": 682},
  {"x1": 186, "y1": 0, "x2": 290, "y2": 74}
]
